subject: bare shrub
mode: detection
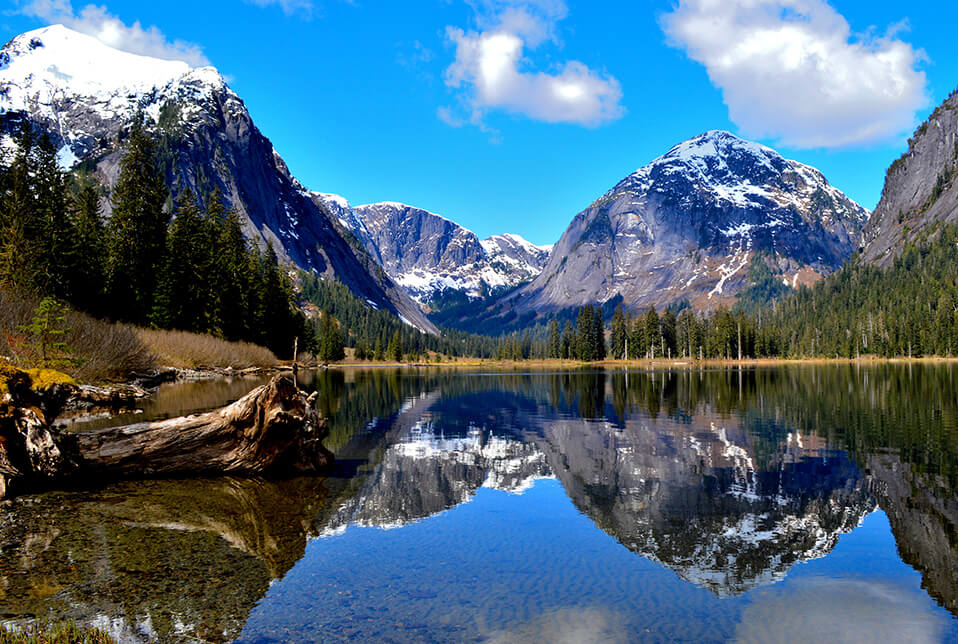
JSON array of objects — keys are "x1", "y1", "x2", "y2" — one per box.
[
  {"x1": 0, "y1": 288, "x2": 155, "y2": 382},
  {"x1": 137, "y1": 328, "x2": 278, "y2": 369}
]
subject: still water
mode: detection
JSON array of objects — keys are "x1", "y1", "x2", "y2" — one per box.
[{"x1": 2, "y1": 366, "x2": 958, "y2": 642}]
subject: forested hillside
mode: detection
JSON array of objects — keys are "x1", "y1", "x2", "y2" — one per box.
[{"x1": 0, "y1": 122, "x2": 311, "y2": 358}]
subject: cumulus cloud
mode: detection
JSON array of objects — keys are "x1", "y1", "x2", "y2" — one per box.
[
  {"x1": 441, "y1": 1, "x2": 623, "y2": 129},
  {"x1": 18, "y1": 0, "x2": 209, "y2": 66},
  {"x1": 661, "y1": 0, "x2": 928, "y2": 148}
]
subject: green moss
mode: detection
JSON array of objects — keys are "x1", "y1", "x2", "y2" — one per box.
[
  {"x1": 24, "y1": 368, "x2": 76, "y2": 390},
  {"x1": 0, "y1": 364, "x2": 74, "y2": 396}
]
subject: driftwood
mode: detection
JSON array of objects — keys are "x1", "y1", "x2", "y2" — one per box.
[{"x1": 0, "y1": 375, "x2": 331, "y2": 499}]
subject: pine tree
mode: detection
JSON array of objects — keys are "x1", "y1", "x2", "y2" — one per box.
[
  {"x1": 561, "y1": 321, "x2": 575, "y2": 360},
  {"x1": 69, "y1": 184, "x2": 106, "y2": 312},
  {"x1": 152, "y1": 191, "x2": 211, "y2": 331},
  {"x1": 317, "y1": 312, "x2": 346, "y2": 362},
  {"x1": 0, "y1": 125, "x2": 40, "y2": 292},
  {"x1": 208, "y1": 189, "x2": 250, "y2": 340},
  {"x1": 610, "y1": 305, "x2": 627, "y2": 359},
  {"x1": 105, "y1": 118, "x2": 170, "y2": 323},
  {"x1": 591, "y1": 306, "x2": 606, "y2": 360},
  {"x1": 661, "y1": 308, "x2": 677, "y2": 358},
  {"x1": 548, "y1": 318, "x2": 561, "y2": 359},
  {"x1": 388, "y1": 330, "x2": 403, "y2": 362},
  {"x1": 576, "y1": 306, "x2": 594, "y2": 361},
  {"x1": 644, "y1": 307, "x2": 660, "y2": 359},
  {"x1": 32, "y1": 135, "x2": 73, "y2": 300}
]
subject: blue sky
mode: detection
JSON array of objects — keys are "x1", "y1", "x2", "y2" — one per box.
[{"x1": 4, "y1": 1, "x2": 958, "y2": 246}]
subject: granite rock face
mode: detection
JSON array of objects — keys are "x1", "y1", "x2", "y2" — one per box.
[
  {"x1": 512, "y1": 130, "x2": 868, "y2": 313},
  {"x1": 860, "y1": 91, "x2": 958, "y2": 266},
  {"x1": 0, "y1": 25, "x2": 436, "y2": 333}
]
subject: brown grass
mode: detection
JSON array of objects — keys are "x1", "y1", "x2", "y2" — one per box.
[
  {"x1": 0, "y1": 288, "x2": 155, "y2": 382},
  {"x1": 0, "y1": 622, "x2": 116, "y2": 644},
  {"x1": 137, "y1": 327, "x2": 278, "y2": 369}
]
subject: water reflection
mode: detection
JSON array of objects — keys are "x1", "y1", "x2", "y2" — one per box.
[
  {"x1": 0, "y1": 476, "x2": 332, "y2": 642},
  {"x1": 1, "y1": 365, "x2": 957, "y2": 641}
]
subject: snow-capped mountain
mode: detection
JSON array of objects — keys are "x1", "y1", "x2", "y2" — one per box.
[
  {"x1": 313, "y1": 196, "x2": 551, "y2": 304},
  {"x1": 0, "y1": 25, "x2": 436, "y2": 333},
  {"x1": 510, "y1": 130, "x2": 868, "y2": 314}
]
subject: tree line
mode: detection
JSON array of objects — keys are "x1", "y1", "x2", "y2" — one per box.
[
  {"x1": 0, "y1": 120, "x2": 311, "y2": 358},
  {"x1": 300, "y1": 275, "x2": 506, "y2": 361}
]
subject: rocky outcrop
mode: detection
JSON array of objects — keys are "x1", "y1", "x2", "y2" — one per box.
[
  {"x1": 0, "y1": 25, "x2": 436, "y2": 334},
  {"x1": 860, "y1": 90, "x2": 958, "y2": 266},
  {"x1": 510, "y1": 130, "x2": 867, "y2": 314}
]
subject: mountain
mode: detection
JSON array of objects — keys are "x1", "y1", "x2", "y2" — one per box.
[
  {"x1": 508, "y1": 130, "x2": 868, "y2": 315},
  {"x1": 0, "y1": 25, "x2": 436, "y2": 334},
  {"x1": 860, "y1": 91, "x2": 958, "y2": 266},
  {"x1": 316, "y1": 196, "x2": 550, "y2": 305}
]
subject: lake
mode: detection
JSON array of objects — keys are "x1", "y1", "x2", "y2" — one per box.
[{"x1": 2, "y1": 365, "x2": 957, "y2": 643}]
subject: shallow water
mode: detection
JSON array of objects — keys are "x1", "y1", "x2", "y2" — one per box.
[{"x1": 2, "y1": 366, "x2": 958, "y2": 642}]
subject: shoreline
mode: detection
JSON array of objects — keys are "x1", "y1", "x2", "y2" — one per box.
[{"x1": 323, "y1": 355, "x2": 958, "y2": 370}]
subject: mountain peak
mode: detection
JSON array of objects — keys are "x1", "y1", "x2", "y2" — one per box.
[
  {"x1": 0, "y1": 25, "x2": 196, "y2": 111},
  {"x1": 662, "y1": 130, "x2": 779, "y2": 162}
]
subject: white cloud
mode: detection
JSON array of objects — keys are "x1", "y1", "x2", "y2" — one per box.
[
  {"x1": 18, "y1": 0, "x2": 209, "y2": 66},
  {"x1": 661, "y1": 0, "x2": 928, "y2": 148},
  {"x1": 442, "y1": 1, "x2": 623, "y2": 129},
  {"x1": 244, "y1": 0, "x2": 314, "y2": 17}
]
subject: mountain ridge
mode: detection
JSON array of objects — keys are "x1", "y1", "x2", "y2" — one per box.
[
  {"x1": 320, "y1": 196, "x2": 551, "y2": 305},
  {"x1": 0, "y1": 24, "x2": 438, "y2": 334}
]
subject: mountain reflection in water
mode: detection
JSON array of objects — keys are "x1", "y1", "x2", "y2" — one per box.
[{"x1": 1, "y1": 366, "x2": 957, "y2": 642}]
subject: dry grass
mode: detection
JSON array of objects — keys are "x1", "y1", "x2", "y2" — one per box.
[
  {"x1": 0, "y1": 622, "x2": 116, "y2": 644},
  {"x1": 0, "y1": 288, "x2": 155, "y2": 382},
  {"x1": 137, "y1": 327, "x2": 278, "y2": 369}
]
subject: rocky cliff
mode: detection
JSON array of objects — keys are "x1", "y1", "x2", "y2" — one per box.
[{"x1": 860, "y1": 90, "x2": 958, "y2": 266}]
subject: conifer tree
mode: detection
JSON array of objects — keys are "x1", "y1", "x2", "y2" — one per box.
[
  {"x1": 32, "y1": 135, "x2": 72, "y2": 299},
  {"x1": 661, "y1": 308, "x2": 677, "y2": 358},
  {"x1": 610, "y1": 305, "x2": 627, "y2": 359},
  {"x1": 561, "y1": 321, "x2": 575, "y2": 360},
  {"x1": 208, "y1": 189, "x2": 250, "y2": 340},
  {"x1": 152, "y1": 191, "x2": 211, "y2": 331},
  {"x1": 644, "y1": 307, "x2": 661, "y2": 358},
  {"x1": 591, "y1": 306, "x2": 606, "y2": 360},
  {"x1": 0, "y1": 125, "x2": 40, "y2": 292},
  {"x1": 388, "y1": 330, "x2": 403, "y2": 362},
  {"x1": 317, "y1": 312, "x2": 345, "y2": 362},
  {"x1": 69, "y1": 184, "x2": 106, "y2": 311},
  {"x1": 548, "y1": 318, "x2": 561, "y2": 359},
  {"x1": 105, "y1": 117, "x2": 169, "y2": 323},
  {"x1": 576, "y1": 306, "x2": 594, "y2": 360}
]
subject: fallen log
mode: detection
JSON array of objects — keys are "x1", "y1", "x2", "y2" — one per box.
[{"x1": 0, "y1": 374, "x2": 331, "y2": 499}]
